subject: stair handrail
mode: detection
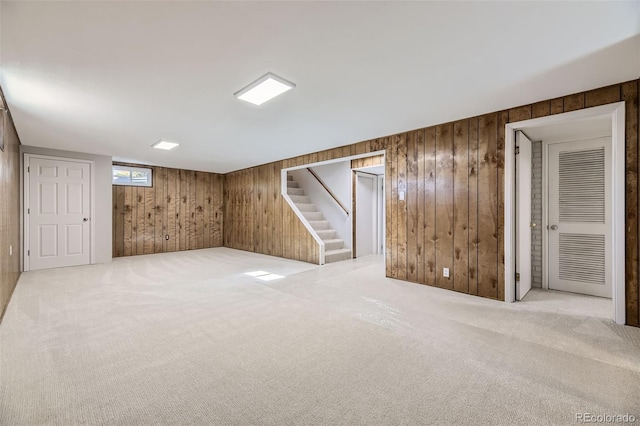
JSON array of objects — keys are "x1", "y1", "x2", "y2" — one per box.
[{"x1": 305, "y1": 168, "x2": 349, "y2": 216}]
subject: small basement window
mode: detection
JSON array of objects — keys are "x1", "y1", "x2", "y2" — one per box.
[{"x1": 112, "y1": 165, "x2": 152, "y2": 187}]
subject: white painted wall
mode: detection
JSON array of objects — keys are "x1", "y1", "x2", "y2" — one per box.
[
  {"x1": 356, "y1": 174, "x2": 376, "y2": 256},
  {"x1": 20, "y1": 146, "x2": 113, "y2": 266},
  {"x1": 291, "y1": 161, "x2": 352, "y2": 249}
]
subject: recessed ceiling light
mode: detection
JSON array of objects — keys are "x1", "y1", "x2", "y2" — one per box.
[
  {"x1": 234, "y1": 72, "x2": 296, "y2": 106},
  {"x1": 152, "y1": 140, "x2": 179, "y2": 150}
]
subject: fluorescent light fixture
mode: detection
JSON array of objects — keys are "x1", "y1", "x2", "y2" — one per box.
[
  {"x1": 234, "y1": 72, "x2": 295, "y2": 106},
  {"x1": 152, "y1": 140, "x2": 179, "y2": 150}
]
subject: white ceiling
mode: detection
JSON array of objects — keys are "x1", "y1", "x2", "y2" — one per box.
[
  {"x1": 355, "y1": 165, "x2": 385, "y2": 176},
  {"x1": 1, "y1": 1, "x2": 639, "y2": 173},
  {"x1": 523, "y1": 116, "x2": 612, "y2": 143}
]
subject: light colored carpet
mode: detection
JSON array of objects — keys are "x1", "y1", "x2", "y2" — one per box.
[
  {"x1": 520, "y1": 288, "x2": 612, "y2": 320},
  {"x1": 1, "y1": 248, "x2": 639, "y2": 425}
]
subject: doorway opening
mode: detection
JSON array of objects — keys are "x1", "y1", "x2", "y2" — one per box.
[
  {"x1": 505, "y1": 102, "x2": 625, "y2": 324},
  {"x1": 281, "y1": 151, "x2": 385, "y2": 265},
  {"x1": 352, "y1": 164, "x2": 385, "y2": 259}
]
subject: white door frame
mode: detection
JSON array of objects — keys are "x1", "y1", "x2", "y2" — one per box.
[
  {"x1": 504, "y1": 102, "x2": 625, "y2": 324},
  {"x1": 23, "y1": 154, "x2": 96, "y2": 271}
]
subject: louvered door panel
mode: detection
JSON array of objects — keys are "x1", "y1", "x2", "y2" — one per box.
[
  {"x1": 548, "y1": 138, "x2": 611, "y2": 299},
  {"x1": 559, "y1": 148, "x2": 605, "y2": 223},
  {"x1": 558, "y1": 233, "x2": 605, "y2": 285}
]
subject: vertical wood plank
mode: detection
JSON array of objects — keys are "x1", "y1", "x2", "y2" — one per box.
[
  {"x1": 189, "y1": 170, "x2": 197, "y2": 250},
  {"x1": 531, "y1": 100, "x2": 551, "y2": 119},
  {"x1": 195, "y1": 171, "x2": 205, "y2": 249},
  {"x1": 179, "y1": 170, "x2": 188, "y2": 251},
  {"x1": 396, "y1": 133, "x2": 408, "y2": 281},
  {"x1": 508, "y1": 105, "x2": 532, "y2": 123},
  {"x1": 585, "y1": 85, "x2": 621, "y2": 108},
  {"x1": 168, "y1": 168, "x2": 177, "y2": 252},
  {"x1": 477, "y1": 113, "x2": 498, "y2": 299},
  {"x1": 266, "y1": 166, "x2": 274, "y2": 255},
  {"x1": 435, "y1": 123, "x2": 454, "y2": 289},
  {"x1": 386, "y1": 136, "x2": 395, "y2": 277},
  {"x1": 271, "y1": 163, "x2": 281, "y2": 256},
  {"x1": 136, "y1": 186, "x2": 145, "y2": 255},
  {"x1": 550, "y1": 97, "x2": 564, "y2": 115},
  {"x1": 564, "y1": 93, "x2": 584, "y2": 112},
  {"x1": 468, "y1": 117, "x2": 479, "y2": 295},
  {"x1": 114, "y1": 186, "x2": 125, "y2": 257},
  {"x1": 154, "y1": 167, "x2": 164, "y2": 253},
  {"x1": 623, "y1": 81, "x2": 639, "y2": 326},
  {"x1": 203, "y1": 173, "x2": 211, "y2": 248},
  {"x1": 112, "y1": 188, "x2": 117, "y2": 257},
  {"x1": 123, "y1": 186, "x2": 133, "y2": 256},
  {"x1": 424, "y1": 127, "x2": 437, "y2": 286},
  {"x1": 453, "y1": 120, "x2": 469, "y2": 293},
  {"x1": 407, "y1": 130, "x2": 419, "y2": 282},
  {"x1": 144, "y1": 186, "x2": 155, "y2": 254},
  {"x1": 416, "y1": 129, "x2": 426, "y2": 285},
  {"x1": 497, "y1": 111, "x2": 508, "y2": 301},
  {"x1": 214, "y1": 174, "x2": 224, "y2": 247}
]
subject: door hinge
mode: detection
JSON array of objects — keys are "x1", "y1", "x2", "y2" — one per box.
[
  {"x1": 515, "y1": 272, "x2": 520, "y2": 282},
  {"x1": 27, "y1": 250, "x2": 30, "y2": 256},
  {"x1": 515, "y1": 146, "x2": 520, "y2": 155},
  {"x1": 27, "y1": 208, "x2": 30, "y2": 214},
  {"x1": 27, "y1": 166, "x2": 30, "y2": 173}
]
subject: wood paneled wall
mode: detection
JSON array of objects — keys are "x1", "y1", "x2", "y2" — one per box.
[
  {"x1": 224, "y1": 162, "x2": 319, "y2": 263},
  {"x1": 0, "y1": 91, "x2": 21, "y2": 321},
  {"x1": 351, "y1": 154, "x2": 384, "y2": 169},
  {"x1": 223, "y1": 79, "x2": 640, "y2": 327},
  {"x1": 224, "y1": 145, "x2": 386, "y2": 263},
  {"x1": 112, "y1": 163, "x2": 224, "y2": 257}
]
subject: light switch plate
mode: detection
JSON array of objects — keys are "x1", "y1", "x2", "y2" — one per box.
[{"x1": 443, "y1": 267, "x2": 449, "y2": 278}]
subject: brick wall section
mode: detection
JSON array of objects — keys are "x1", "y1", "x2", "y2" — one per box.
[{"x1": 531, "y1": 141, "x2": 543, "y2": 288}]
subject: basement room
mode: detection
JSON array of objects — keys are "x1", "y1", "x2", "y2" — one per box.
[{"x1": 1, "y1": 1, "x2": 639, "y2": 425}]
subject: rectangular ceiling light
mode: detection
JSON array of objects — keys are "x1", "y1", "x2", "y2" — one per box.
[
  {"x1": 152, "y1": 140, "x2": 179, "y2": 150},
  {"x1": 234, "y1": 72, "x2": 295, "y2": 106}
]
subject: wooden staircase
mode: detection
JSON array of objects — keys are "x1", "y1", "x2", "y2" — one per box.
[{"x1": 287, "y1": 175, "x2": 352, "y2": 263}]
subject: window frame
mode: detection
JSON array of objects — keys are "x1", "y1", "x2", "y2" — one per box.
[{"x1": 112, "y1": 165, "x2": 153, "y2": 187}]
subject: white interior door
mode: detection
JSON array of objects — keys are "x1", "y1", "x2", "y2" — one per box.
[
  {"x1": 356, "y1": 173, "x2": 376, "y2": 257},
  {"x1": 27, "y1": 156, "x2": 91, "y2": 270},
  {"x1": 516, "y1": 131, "x2": 532, "y2": 300},
  {"x1": 547, "y1": 137, "x2": 612, "y2": 298}
]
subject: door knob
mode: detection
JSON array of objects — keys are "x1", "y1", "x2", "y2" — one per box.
[
  {"x1": 83, "y1": 218, "x2": 89, "y2": 222},
  {"x1": 550, "y1": 225, "x2": 558, "y2": 230}
]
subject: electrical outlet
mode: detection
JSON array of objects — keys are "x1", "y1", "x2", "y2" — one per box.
[
  {"x1": 165, "y1": 235, "x2": 170, "y2": 240},
  {"x1": 443, "y1": 267, "x2": 449, "y2": 278}
]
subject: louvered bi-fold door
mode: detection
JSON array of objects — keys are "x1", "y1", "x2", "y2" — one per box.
[{"x1": 547, "y1": 137, "x2": 611, "y2": 298}]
